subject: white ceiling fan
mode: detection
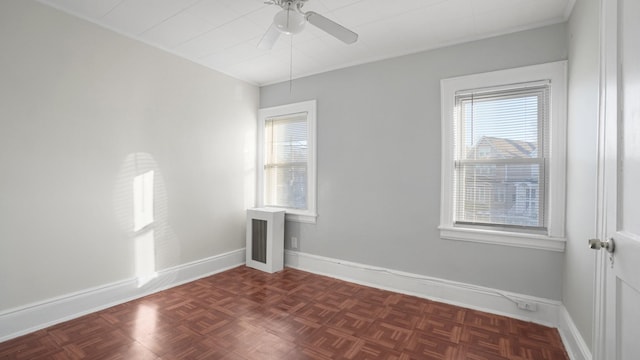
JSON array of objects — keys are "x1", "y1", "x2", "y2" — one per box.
[{"x1": 258, "y1": 0, "x2": 359, "y2": 50}]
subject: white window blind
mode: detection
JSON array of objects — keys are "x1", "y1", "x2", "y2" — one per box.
[
  {"x1": 453, "y1": 82, "x2": 549, "y2": 230},
  {"x1": 264, "y1": 112, "x2": 309, "y2": 210}
]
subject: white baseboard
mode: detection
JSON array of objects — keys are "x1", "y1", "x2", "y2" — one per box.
[
  {"x1": 558, "y1": 306, "x2": 593, "y2": 360},
  {"x1": 0, "y1": 248, "x2": 245, "y2": 342},
  {"x1": 285, "y1": 250, "x2": 560, "y2": 326}
]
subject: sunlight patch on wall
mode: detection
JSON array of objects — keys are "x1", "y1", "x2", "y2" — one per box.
[
  {"x1": 135, "y1": 229, "x2": 157, "y2": 287},
  {"x1": 113, "y1": 152, "x2": 179, "y2": 290},
  {"x1": 133, "y1": 170, "x2": 154, "y2": 232},
  {"x1": 133, "y1": 170, "x2": 156, "y2": 287}
]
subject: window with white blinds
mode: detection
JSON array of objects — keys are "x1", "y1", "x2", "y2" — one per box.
[
  {"x1": 453, "y1": 83, "x2": 549, "y2": 231},
  {"x1": 264, "y1": 112, "x2": 309, "y2": 210},
  {"x1": 258, "y1": 100, "x2": 317, "y2": 223},
  {"x1": 440, "y1": 62, "x2": 567, "y2": 251}
]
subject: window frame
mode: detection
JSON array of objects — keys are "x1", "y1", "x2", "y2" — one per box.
[
  {"x1": 439, "y1": 62, "x2": 567, "y2": 252},
  {"x1": 257, "y1": 100, "x2": 317, "y2": 224}
]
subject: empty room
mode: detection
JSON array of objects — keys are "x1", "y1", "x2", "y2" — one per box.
[{"x1": 1, "y1": 0, "x2": 638, "y2": 359}]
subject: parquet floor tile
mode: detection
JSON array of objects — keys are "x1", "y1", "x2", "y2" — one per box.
[
  {"x1": 325, "y1": 310, "x2": 374, "y2": 335},
  {"x1": 0, "y1": 266, "x2": 569, "y2": 359}
]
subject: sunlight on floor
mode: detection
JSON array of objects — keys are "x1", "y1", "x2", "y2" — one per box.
[{"x1": 133, "y1": 303, "x2": 158, "y2": 340}]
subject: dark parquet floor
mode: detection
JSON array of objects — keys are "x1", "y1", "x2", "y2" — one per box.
[{"x1": 0, "y1": 266, "x2": 569, "y2": 359}]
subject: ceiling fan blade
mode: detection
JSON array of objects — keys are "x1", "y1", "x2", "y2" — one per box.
[
  {"x1": 257, "y1": 24, "x2": 281, "y2": 50},
  {"x1": 305, "y1": 11, "x2": 358, "y2": 44}
]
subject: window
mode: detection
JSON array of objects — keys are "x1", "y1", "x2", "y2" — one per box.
[
  {"x1": 258, "y1": 100, "x2": 317, "y2": 223},
  {"x1": 440, "y1": 62, "x2": 567, "y2": 251},
  {"x1": 456, "y1": 84, "x2": 546, "y2": 228}
]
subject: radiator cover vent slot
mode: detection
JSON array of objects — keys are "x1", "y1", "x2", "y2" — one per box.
[{"x1": 251, "y1": 219, "x2": 268, "y2": 264}]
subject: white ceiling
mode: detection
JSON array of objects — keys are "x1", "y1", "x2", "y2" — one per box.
[{"x1": 38, "y1": 0, "x2": 574, "y2": 86}]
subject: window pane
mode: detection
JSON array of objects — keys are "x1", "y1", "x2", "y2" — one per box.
[
  {"x1": 455, "y1": 162, "x2": 543, "y2": 227},
  {"x1": 265, "y1": 164, "x2": 307, "y2": 209},
  {"x1": 265, "y1": 113, "x2": 308, "y2": 165},
  {"x1": 264, "y1": 112, "x2": 308, "y2": 210},
  {"x1": 454, "y1": 86, "x2": 548, "y2": 230},
  {"x1": 461, "y1": 94, "x2": 540, "y2": 160}
]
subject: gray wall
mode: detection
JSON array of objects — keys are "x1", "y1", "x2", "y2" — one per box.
[
  {"x1": 261, "y1": 24, "x2": 568, "y2": 300},
  {"x1": 0, "y1": 0, "x2": 257, "y2": 311},
  {"x1": 563, "y1": 0, "x2": 600, "y2": 351}
]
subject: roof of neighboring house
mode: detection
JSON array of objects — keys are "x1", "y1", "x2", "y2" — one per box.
[{"x1": 470, "y1": 136, "x2": 537, "y2": 159}]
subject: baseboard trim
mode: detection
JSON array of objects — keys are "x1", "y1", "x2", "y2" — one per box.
[
  {"x1": 0, "y1": 248, "x2": 245, "y2": 342},
  {"x1": 284, "y1": 250, "x2": 560, "y2": 327},
  {"x1": 558, "y1": 306, "x2": 593, "y2": 360}
]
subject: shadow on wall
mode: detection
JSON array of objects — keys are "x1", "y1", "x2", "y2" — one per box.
[{"x1": 113, "y1": 152, "x2": 179, "y2": 290}]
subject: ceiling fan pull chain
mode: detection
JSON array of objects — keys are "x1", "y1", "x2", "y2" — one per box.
[{"x1": 289, "y1": 34, "x2": 294, "y2": 93}]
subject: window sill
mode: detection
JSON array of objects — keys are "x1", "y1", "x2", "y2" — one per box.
[
  {"x1": 438, "y1": 226, "x2": 565, "y2": 252},
  {"x1": 285, "y1": 212, "x2": 317, "y2": 224}
]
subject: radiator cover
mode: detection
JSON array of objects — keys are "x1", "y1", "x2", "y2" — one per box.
[{"x1": 245, "y1": 208, "x2": 285, "y2": 273}]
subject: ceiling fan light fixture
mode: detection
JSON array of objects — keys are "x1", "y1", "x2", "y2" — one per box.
[
  {"x1": 273, "y1": 9, "x2": 306, "y2": 35},
  {"x1": 257, "y1": 0, "x2": 358, "y2": 50}
]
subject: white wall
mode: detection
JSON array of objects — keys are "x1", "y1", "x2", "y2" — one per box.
[
  {"x1": 0, "y1": 0, "x2": 257, "y2": 311},
  {"x1": 564, "y1": 0, "x2": 601, "y2": 351},
  {"x1": 261, "y1": 24, "x2": 568, "y2": 300}
]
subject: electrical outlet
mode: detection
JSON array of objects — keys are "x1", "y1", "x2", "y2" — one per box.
[
  {"x1": 291, "y1": 236, "x2": 298, "y2": 249},
  {"x1": 516, "y1": 300, "x2": 537, "y2": 312}
]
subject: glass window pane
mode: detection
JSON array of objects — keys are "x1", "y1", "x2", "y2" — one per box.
[
  {"x1": 455, "y1": 162, "x2": 543, "y2": 227},
  {"x1": 461, "y1": 94, "x2": 540, "y2": 161},
  {"x1": 265, "y1": 164, "x2": 308, "y2": 209},
  {"x1": 264, "y1": 112, "x2": 309, "y2": 210},
  {"x1": 454, "y1": 86, "x2": 548, "y2": 230}
]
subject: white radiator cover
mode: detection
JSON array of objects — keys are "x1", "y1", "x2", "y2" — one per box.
[{"x1": 246, "y1": 208, "x2": 285, "y2": 273}]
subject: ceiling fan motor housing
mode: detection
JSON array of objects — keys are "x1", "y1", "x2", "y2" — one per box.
[{"x1": 273, "y1": 7, "x2": 306, "y2": 35}]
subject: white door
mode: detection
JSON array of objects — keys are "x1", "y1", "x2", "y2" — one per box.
[{"x1": 593, "y1": 0, "x2": 640, "y2": 359}]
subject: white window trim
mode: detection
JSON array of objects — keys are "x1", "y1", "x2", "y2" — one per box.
[
  {"x1": 439, "y1": 61, "x2": 567, "y2": 252},
  {"x1": 257, "y1": 100, "x2": 317, "y2": 224}
]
